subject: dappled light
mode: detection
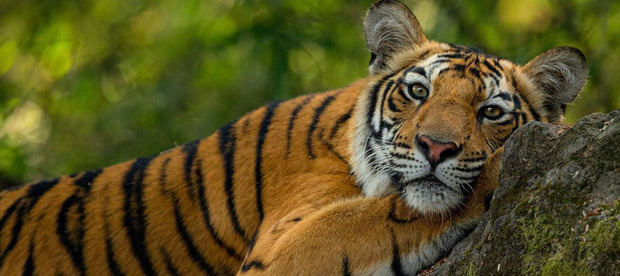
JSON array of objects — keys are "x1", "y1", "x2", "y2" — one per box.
[{"x1": 0, "y1": 0, "x2": 617, "y2": 183}]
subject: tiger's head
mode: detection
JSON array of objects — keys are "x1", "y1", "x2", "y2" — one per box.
[{"x1": 351, "y1": 0, "x2": 588, "y2": 215}]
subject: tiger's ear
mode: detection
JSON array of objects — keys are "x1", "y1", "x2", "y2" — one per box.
[
  {"x1": 364, "y1": 0, "x2": 427, "y2": 74},
  {"x1": 522, "y1": 47, "x2": 588, "y2": 123}
]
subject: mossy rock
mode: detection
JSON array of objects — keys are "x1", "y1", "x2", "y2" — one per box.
[{"x1": 433, "y1": 110, "x2": 620, "y2": 275}]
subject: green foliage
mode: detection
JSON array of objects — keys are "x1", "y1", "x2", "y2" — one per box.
[{"x1": 0, "y1": 0, "x2": 618, "y2": 183}]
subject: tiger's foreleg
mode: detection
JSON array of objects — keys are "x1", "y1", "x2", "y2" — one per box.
[{"x1": 237, "y1": 148, "x2": 502, "y2": 275}]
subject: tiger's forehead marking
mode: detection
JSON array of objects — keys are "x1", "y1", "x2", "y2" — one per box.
[{"x1": 399, "y1": 47, "x2": 518, "y2": 107}]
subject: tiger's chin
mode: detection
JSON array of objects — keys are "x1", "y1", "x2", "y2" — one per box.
[{"x1": 398, "y1": 175, "x2": 464, "y2": 216}]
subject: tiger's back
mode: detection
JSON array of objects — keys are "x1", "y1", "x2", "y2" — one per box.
[{"x1": 0, "y1": 85, "x2": 363, "y2": 275}]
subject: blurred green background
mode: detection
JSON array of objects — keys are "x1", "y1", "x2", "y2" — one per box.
[{"x1": 0, "y1": 0, "x2": 618, "y2": 186}]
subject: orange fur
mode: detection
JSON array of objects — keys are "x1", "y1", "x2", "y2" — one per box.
[{"x1": 241, "y1": 148, "x2": 502, "y2": 276}]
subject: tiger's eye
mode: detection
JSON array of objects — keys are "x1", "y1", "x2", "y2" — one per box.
[
  {"x1": 410, "y1": 84, "x2": 428, "y2": 99},
  {"x1": 483, "y1": 106, "x2": 503, "y2": 119}
]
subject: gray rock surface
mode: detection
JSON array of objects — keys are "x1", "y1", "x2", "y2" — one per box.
[{"x1": 433, "y1": 110, "x2": 620, "y2": 275}]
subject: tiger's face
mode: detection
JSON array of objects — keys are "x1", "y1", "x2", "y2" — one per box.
[{"x1": 352, "y1": 0, "x2": 587, "y2": 215}]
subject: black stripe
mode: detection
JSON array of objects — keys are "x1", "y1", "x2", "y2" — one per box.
[
  {"x1": 497, "y1": 118, "x2": 515, "y2": 126},
  {"x1": 158, "y1": 158, "x2": 172, "y2": 187},
  {"x1": 430, "y1": 58, "x2": 451, "y2": 66},
  {"x1": 342, "y1": 256, "x2": 352, "y2": 276},
  {"x1": 122, "y1": 157, "x2": 156, "y2": 276},
  {"x1": 307, "y1": 94, "x2": 338, "y2": 159},
  {"x1": 393, "y1": 142, "x2": 411, "y2": 149},
  {"x1": 437, "y1": 67, "x2": 449, "y2": 76},
  {"x1": 378, "y1": 81, "x2": 395, "y2": 130},
  {"x1": 74, "y1": 169, "x2": 101, "y2": 190},
  {"x1": 218, "y1": 121, "x2": 250, "y2": 243},
  {"x1": 483, "y1": 137, "x2": 496, "y2": 153},
  {"x1": 462, "y1": 153, "x2": 487, "y2": 162},
  {"x1": 286, "y1": 95, "x2": 315, "y2": 156},
  {"x1": 0, "y1": 178, "x2": 59, "y2": 266},
  {"x1": 448, "y1": 43, "x2": 468, "y2": 52},
  {"x1": 196, "y1": 157, "x2": 244, "y2": 260},
  {"x1": 483, "y1": 59, "x2": 502, "y2": 77},
  {"x1": 158, "y1": 160, "x2": 183, "y2": 276},
  {"x1": 19, "y1": 178, "x2": 58, "y2": 201},
  {"x1": 241, "y1": 260, "x2": 266, "y2": 272},
  {"x1": 451, "y1": 174, "x2": 478, "y2": 181},
  {"x1": 391, "y1": 231, "x2": 407, "y2": 276},
  {"x1": 417, "y1": 50, "x2": 431, "y2": 60},
  {"x1": 454, "y1": 165, "x2": 484, "y2": 173},
  {"x1": 516, "y1": 94, "x2": 541, "y2": 121},
  {"x1": 160, "y1": 248, "x2": 181, "y2": 276},
  {"x1": 493, "y1": 59, "x2": 503, "y2": 69},
  {"x1": 0, "y1": 202, "x2": 18, "y2": 238},
  {"x1": 57, "y1": 169, "x2": 102, "y2": 276},
  {"x1": 103, "y1": 187, "x2": 124, "y2": 276},
  {"x1": 329, "y1": 106, "x2": 354, "y2": 140},
  {"x1": 255, "y1": 101, "x2": 282, "y2": 223},
  {"x1": 491, "y1": 75, "x2": 500, "y2": 86},
  {"x1": 405, "y1": 66, "x2": 426, "y2": 77},
  {"x1": 437, "y1": 53, "x2": 464, "y2": 59},
  {"x1": 511, "y1": 111, "x2": 521, "y2": 134},
  {"x1": 172, "y1": 200, "x2": 216, "y2": 275},
  {"x1": 387, "y1": 96, "x2": 402, "y2": 113},
  {"x1": 512, "y1": 94, "x2": 522, "y2": 110},
  {"x1": 468, "y1": 67, "x2": 481, "y2": 79},
  {"x1": 366, "y1": 74, "x2": 392, "y2": 131},
  {"x1": 22, "y1": 237, "x2": 35, "y2": 276},
  {"x1": 105, "y1": 237, "x2": 125, "y2": 276},
  {"x1": 159, "y1": 158, "x2": 215, "y2": 274},
  {"x1": 365, "y1": 71, "x2": 403, "y2": 150},
  {"x1": 183, "y1": 142, "x2": 243, "y2": 259},
  {"x1": 438, "y1": 65, "x2": 466, "y2": 76},
  {"x1": 452, "y1": 64, "x2": 466, "y2": 72},
  {"x1": 493, "y1": 92, "x2": 511, "y2": 101},
  {"x1": 247, "y1": 232, "x2": 258, "y2": 255},
  {"x1": 389, "y1": 152, "x2": 416, "y2": 161},
  {"x1": 397, "y1": 85, "x2": 410, "y2": 101},
  {"x1": 183, "y1": 140, "x2": 200, "y2": 202},
  {"x1": 388, "y1": 160, "x2": 411, "y2": 169}
]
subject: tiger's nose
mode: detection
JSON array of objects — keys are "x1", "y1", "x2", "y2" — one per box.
[{"x1": 415, "y1": 135, "x2": 461, "y2": 168}]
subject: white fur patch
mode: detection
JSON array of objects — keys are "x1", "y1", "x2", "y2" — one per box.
[{"x1": 356, "y1": 219, "x2": 480, "y2": 275}]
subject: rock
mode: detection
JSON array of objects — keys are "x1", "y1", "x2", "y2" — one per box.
[{"x1": 433, "y1": 110, "x2": 620, "y2": 275}]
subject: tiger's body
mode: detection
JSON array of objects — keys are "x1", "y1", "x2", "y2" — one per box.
[{"x1": 0, "y1": 1, "x2": 588, "y2": 275}]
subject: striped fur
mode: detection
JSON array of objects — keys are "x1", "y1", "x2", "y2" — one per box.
[{"x1": 0, "y1": 1, "x2": 587, "y2": 275}]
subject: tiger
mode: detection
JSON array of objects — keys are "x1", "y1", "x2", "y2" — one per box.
[{"x1": 0, "y1": 0, "x2": 588, "y2": 275}]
